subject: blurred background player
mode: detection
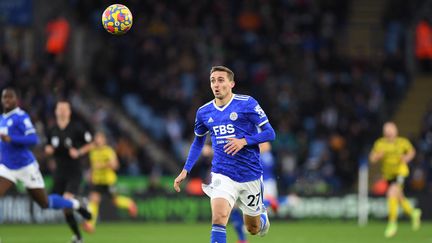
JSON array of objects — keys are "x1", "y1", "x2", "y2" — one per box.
[
  {"x1": 260, "y1": 142, "x2": 279, "y2": 213},
  {"x1": 82, "y1": 130, "x2": 137, "y2": 233},
  {"x1": 174, "y1": 66, "x2": 275, "y2": 243},
  {"x1": 44, "y1": 100, "x2": 93, "y2": 243},
  {"x1": 369, "y1": 121, "x2": 421, "y2": 238},
  {"x1": 0, "y1": 87, "x2": 91, "y2": 233}
]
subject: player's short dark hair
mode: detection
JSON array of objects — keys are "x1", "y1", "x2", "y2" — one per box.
[
  {"x1": 2, "y1": 86, "x2": 20, "y2": 98},
  {"x1": 55, "y1": 99, "x2": 71, "y2": 106},
  {"x1": 210, "y1": 66, "x2": 234, "y2": 82},
  {"x1": 56, "y1": 98, "x2": 69, "y2": 103}
]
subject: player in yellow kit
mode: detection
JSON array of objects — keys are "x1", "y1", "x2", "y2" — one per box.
[
  {"x1": 369, "y1": 122, "x2": 421, "y2": 238},
  {"x1": 82, "y1": 131, "x2": 137, "y2": 233}
]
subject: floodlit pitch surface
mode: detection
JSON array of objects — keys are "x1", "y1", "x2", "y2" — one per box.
[{"x1": 0, "y1": 221, "x2": 429, "y2": 243}]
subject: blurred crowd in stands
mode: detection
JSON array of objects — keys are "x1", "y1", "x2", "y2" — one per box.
[
  {"x1": 1, "y1": 0, "x2": 432, "y2": 195},
  {"x1": 417, "y1": 100, "x2": 432, "y2": 193}
]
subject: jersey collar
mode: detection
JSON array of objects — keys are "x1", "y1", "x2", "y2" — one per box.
[
  {"x1": 2, "y1": 107, "x2": 21, "y2": 118},
  {"x1": 213, "y1": 93, "x2": 235, "y2": 111}
]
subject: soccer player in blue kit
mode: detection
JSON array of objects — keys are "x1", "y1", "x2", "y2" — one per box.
[
  {"x1": 174, "y1": 66, "x2": 275, "y2": 243},
  {"x1": 0, "y1": 88, "x2": 91, "y2": 224}
]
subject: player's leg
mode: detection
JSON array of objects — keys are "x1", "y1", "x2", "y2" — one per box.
[
  {"x1": 243, "y1": 214, "x2": 261, "y2": 235},
  {"x1": 238, "y1": 179, "x2": 269, "y2": 237},
  {"x1": 27, "y1": 188, "x2": 81, "y2": 209},
  {"x1": 63, "y1": 194, "x2": 83, "y2": 242},
  {"x1": 202, "y1": 173, "x2": 238, "y2": 243},
  {"x1": 0, "y1": 164, "x2": 17, "y2": 196},
  {"x1": 0, "y1": 176, "x2": 14, "y2": 196},
  {"x1": 27, "y1": 188, "x2": 50, "y2": 208},
  {"x1": 243, "y1": 208, "x2": 270, "y2": 236},
  {"x1": 230, "y1": 207, "x2": 247, "y2": 243},
  {"x1": 17, "y1": 162, "x2": 78, "y2": 210},
  {"x1": 397, "y1": 181, "x2": 421, "y2": 231},
  {"x1": 82, "y1": 190, "x2": 101, "y2": 233},
  {"x1": 63, "y1": 179, "x2": 84, "y2": 243},
  {"x1": 211, "y1": 198, "x2": 232, "y2": 243},
  {"x1": 113, "y1": 185, "x2": 138, "y2": 217},
  {"x1": 52, "y1": 172, "x2": 87, "y2": 243},
  {"x1": 399, "y1": 193, "x2": 422, "y2": 231},
  {"x1": 385, "y1": 182, "x2": 399, "y2": 238},
  {"x1": 263, "y1": 178, "x2": 279, "y2": 214},
  {"x1": 399, "y1": 193, "x2": 413, "y2": 215}
]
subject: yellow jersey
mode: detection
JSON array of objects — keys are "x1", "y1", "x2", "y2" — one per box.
[
  {"x1": 371, "y1": 137, "x2": 414, "y2": 179},
  {"x1": 89, "y1": 145, "x2": 117, "y2": 185}
]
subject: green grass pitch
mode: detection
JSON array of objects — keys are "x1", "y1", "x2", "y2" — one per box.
[{"x1": 0, "y1": 221, "x2": 429, "y2": 243}]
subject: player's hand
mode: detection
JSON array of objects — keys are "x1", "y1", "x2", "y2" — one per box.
[
  {"x1": 376, "y1": 152, "x2": 384, "y2": 159},
  {"x1": 224, "y1": 138, "x2": 247, "y2": 156},
  {"x1": 173, "y1": 169, "x2": 188, "y2": 193},
  {"x1": 94, "y1": 162, "x2": 107, "y2": 169},
  {"x1": 0, "y1": 134, "x2": 11, "y2": 143},
  {"x1": 401, "y1": 155, "x2": 410, "y2": 164},
  {"x1": 45, "y1": 145, "x2": 54, "y2": 155},
  {"x1": 69, "y1": 148, "x2": 80, "y2": 159},
  {"x1": 370, "y1": 151, "x2": 384, "y2": 163}
]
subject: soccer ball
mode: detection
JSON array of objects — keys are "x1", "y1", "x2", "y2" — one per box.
[{"x1": 102, "y1": 4, "x2": 133, "y2": 35}]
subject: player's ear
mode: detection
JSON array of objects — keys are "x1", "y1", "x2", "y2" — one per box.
[{"x1": 230, "y1": 80, "x2": 235, "y2": 88}]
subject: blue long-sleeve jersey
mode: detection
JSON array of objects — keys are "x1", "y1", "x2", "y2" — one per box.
[
  {"x1": 184, "y1": 94, "x2": 275, "y2": 182},
  {"x1": 0, "y1": 108, "x2": 38, "y2": 169}
]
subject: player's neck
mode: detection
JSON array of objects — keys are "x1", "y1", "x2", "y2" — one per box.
[
  {"x1": 57, "y1": 119, "x2": 70, "y2": 129},
  {"x1": 214, "y1": 93, "x2": 233, "y2": 107},
  {"x1": 3, "y1": 106, "x2": 17, "y2": 114}
]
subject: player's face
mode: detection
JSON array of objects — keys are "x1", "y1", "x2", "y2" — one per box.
[
  {"x1": 210, "y1": 71, "x2": 234, "y2": 100},
  {"x1": 383, "y1": 122, "x2": 398, "y2": 139},
  {"x1": 55, "y1": 102, "x2": 71, "y2": 120},
  {"x1": 1, "y1": 89, "x2": 18, "y2": 112},
  {"x1": 94, "y1": 132, "x2": 106, "y2": 146}
]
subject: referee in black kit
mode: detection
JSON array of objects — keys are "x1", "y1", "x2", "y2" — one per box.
[{"x1": 45, "y1": 100, "x2": 93, "y2": 243}]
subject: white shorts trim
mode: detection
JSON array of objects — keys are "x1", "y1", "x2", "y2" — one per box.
[
  {"x1": 0, "y1": 162, "x2": 45, "y2": 189},
  {"x1": 202, "y1": 173, "x2": 264, "y2": 217}
]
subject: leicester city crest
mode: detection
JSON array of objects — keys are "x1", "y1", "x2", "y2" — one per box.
[{"x1": 230, "y1": 112, "x2": 238, "y2": 121}]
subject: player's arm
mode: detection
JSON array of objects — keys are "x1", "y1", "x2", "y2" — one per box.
[
  {"x1": 402, "y1": 149, "x2": 415, "y2": 163},
  {"x1": 70, "y1": 142, "x2": 94, "y2": 158},
  {"x1": 107, "y1": 148, "x2": 120, "y2": 170},
  {"x1": 70, "y1": 128, "x2": 93, "y2": 159},
  {"x1": 1, "y1": 133, "x2": 38, "y2": 146},
  {"x1": 225, "y1": 97, "x2": 275, "y2": 155},
  {"x1": 45, "y1": 144, "x2": 55, "y2": 155},
  {"x1": 174, "y1": 110, "x2": 208, "y2": 192},
  {"x1": 369, "y1": 151, "x2": 383, "y2": 164},
  {"x1": 401, "y1": 139, "x2": 416, "y2": 163},
  {"x1": 2, "y1": 116, "x2": 39, "y2": 146},
  {"x1": 44, "y1": 129, "x2": 55, "y2": 155},
  {"x1": 369, "y1": 140, "x2": 383, "y2": 164},
  {"x1": 244, "y1": 122, "x2": 276, "y2": 145},
  {"x1": 92, "y1": 154, "x2": 118, "y2": 170},
  {"x1": 224, "y1": 122, "x2": 276, "y2": 156},
  {"x1": 174, "y1": 135, "x2": 206, "y2": 192}
]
